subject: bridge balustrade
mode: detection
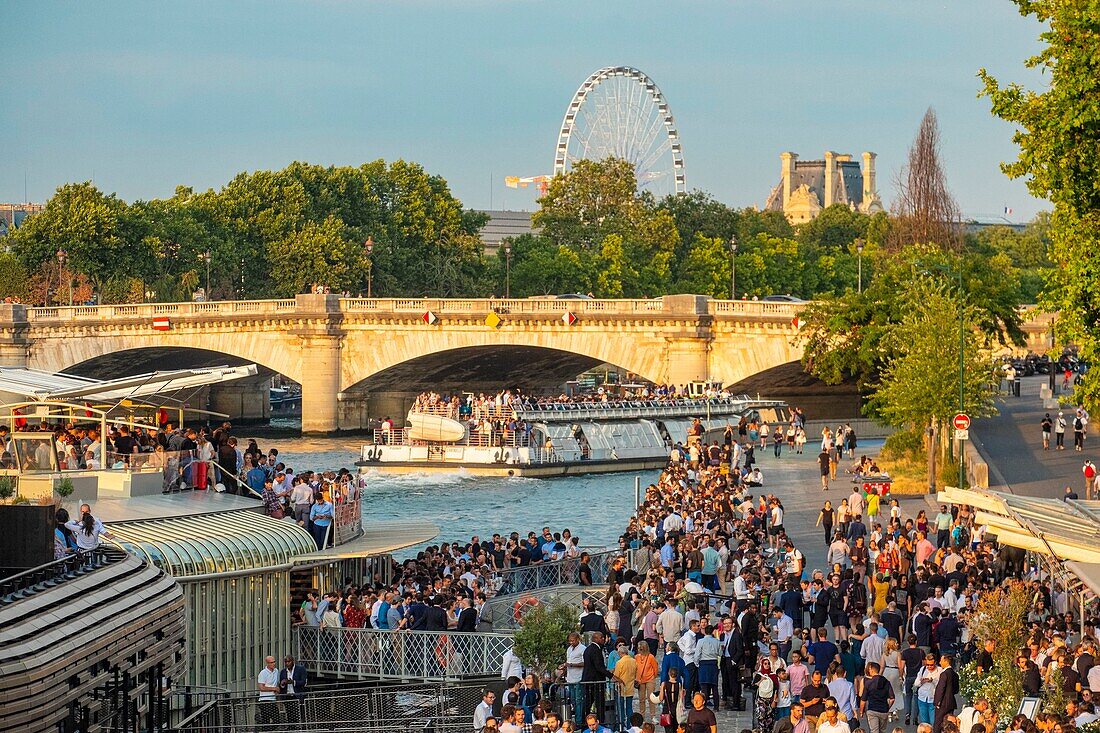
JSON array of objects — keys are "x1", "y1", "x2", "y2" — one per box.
[
  {"x1": 293, "y1": 626, "x2": 513, "y2": 681},
  {"x1": 26, "y1": 299, "x2": 298, "y2": 321}
]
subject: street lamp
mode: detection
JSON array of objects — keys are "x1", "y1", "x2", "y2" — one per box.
[
  {"x1": 56, "y1": 248, "x2": 71, "y2": 306},
  {"x1": 855, "y1": 238, "x2": 864, "y2": 293},
  {"x1": 364, "y1": 236, "x2": 374, "y2": 298},
  {"x1": 729, "y1": 236, "x2": 738, "y2": 300},
  {"x1": 504, "y1": 242, "x2": 512, "y2": 299},
  {"x1": 199, "y1": 251, "x2": 212, "y2": 301}
]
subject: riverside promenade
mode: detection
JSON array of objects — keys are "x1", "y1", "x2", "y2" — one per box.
[{"x1": 972, "y1": 375, "x2": 1097, "y2": 498}]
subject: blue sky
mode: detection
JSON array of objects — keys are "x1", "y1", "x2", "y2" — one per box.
[{"x1": 0, "y1": 1, "x2": 1049, "y2": 220}]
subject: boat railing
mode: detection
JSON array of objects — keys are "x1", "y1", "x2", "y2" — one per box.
[
  {"x1": 371, "y1": 428, "x2": 531, "y2": 449},
  {"x1": 492, "y1": 548, "x2": 637, "y2": 598},
  {"x1": 293, "y1": 626, "x2": 514, "y2": 681},
  {"x1": 409, "y1": 402, "x2": 516, "y2": 421},
  {"x1": 514, "y1": 397, "x2": 787, "y2": 422}
]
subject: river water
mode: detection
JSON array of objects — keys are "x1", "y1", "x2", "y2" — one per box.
[{"x1": 259, "y1": 436, "x2": 659, "y2": 557}]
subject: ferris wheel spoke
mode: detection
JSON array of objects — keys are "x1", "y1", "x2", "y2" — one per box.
[{"x1": 639, "y1": 137, "x2": 673, "y2": 175}]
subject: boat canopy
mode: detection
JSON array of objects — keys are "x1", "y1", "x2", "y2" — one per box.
[
  {"x1": 108, "y1": 511, "x2": 317, "y2": 577},
  {"x1": 0, "y1": 365, "x2": 258, "y2": 403}
]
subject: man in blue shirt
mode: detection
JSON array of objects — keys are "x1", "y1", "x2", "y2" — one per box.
[
  {"x1": 308, "y1": 493, "x2": 333, "y2": 549},
  {"x1": 377, "y1": 593, "x2": 391, "y2": 630},
  {"x1": 806, "y1": 628, "x2": 839, "y2": 674},
  {"x1": 245, "y1": 459, "x2": 267, "y2": 496}
]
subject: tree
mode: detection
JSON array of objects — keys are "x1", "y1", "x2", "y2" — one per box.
[
  {"x1": 889, "y1": 108, "x2": 963, "y2": 251},
  {"x1": 959, "y1": 581, "x2": 1031, "y2": 722},
  {"x1": 511, "y1": 601, "x2": 578, "y2": 681},
  {"x1": 267, "y1": 216, "x2": 357, "y2": 297},
  {"x1": 0, "y1": 253, "x2": 29, "y2": 301},
  {"x1": 979, "y1": 1, "x2": 1100, "y2": 414},
  {"x1": 868, "y1": 276, "x2": 999, "y2": 432}
]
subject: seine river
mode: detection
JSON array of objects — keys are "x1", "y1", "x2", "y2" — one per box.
[{"x1": 260, "y1": 436, "x2": 658, "y2": 557}]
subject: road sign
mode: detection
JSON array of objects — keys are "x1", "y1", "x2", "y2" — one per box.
[
  {"x1": 952, "y1": 413, "x2": 971, "y2": 430},
  {"x1": 954, "y1": 428, "x2": 969, "y2": 441},
  {"x1": 422, "y1": 311, "x2": 437, "y2": 325},
  {"x1": 152, "y1": 316, "x2": 171, "y2": 331},
  {"x1": 562, "y1": 311, "x2": 578, "y2": 326}
]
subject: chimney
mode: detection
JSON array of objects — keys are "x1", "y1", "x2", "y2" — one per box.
[
  {"x1": 823, "y1": 151, "x2": 836, "y2": 208},
  {"x1": 862, "y1": 151, "x2": 877, "y2": 202},
  {"x1": 781, "y1": 152, "x2": 798, "y2": 210}
]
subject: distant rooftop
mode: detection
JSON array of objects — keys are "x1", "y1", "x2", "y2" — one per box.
[{"x1": 476, "y1": 209, "x2": 536, "y2": 252}]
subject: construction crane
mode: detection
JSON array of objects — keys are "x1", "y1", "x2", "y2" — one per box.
[{"x1": 504, "y1": 175, "x2": 552, "y2": 197}]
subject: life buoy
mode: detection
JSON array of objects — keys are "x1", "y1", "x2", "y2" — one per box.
[
  {"x1": 513, "y1": 596, "x2": 539, "y2": 622},
  {"x1": 434, "y1": 634, "x2": 451, "y2": 667}
]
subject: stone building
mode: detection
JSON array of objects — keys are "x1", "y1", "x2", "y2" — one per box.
[{"x1": 764, "y1": 151, "x2": 884, "y2": 224}]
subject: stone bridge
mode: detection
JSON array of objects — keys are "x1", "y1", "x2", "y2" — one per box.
[{"x1": 0, "y1": 295, "x2": 1053, "y2": 433}]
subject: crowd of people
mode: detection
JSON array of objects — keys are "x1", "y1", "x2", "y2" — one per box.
[{"x1": 465, "y1": 414, "x2": 1094, "y2": 733}]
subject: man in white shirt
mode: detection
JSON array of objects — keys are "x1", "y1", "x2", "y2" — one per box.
[
  {"x1": 679, "y1": 620, "x2": 701, "y2": 695},
  {"x1": 664, "y1": 509, "x2": 684, "y2": 536},
  {"x1": 256, "y1": 656, "x2": 281, "y2": 727},
  {"x1": 473, "y1": 689, "x2": 496, "y2": 731},
  {"x1": 656, "y1": 597, "x2": 685, "y2": 646},
  {"x1": 501, "y1": 647, "x2": 523, "y2": 680},
  {"x1": 958, "y1": 698, "x2": 989, "y2": 733},
  {"x1": 848, "y1": 489, "x2": 865, "y2": 519},
  {"x1": 860, "y1": 622, "x2": 886, "y2": 665},
  {"x1": 564, "y1": 633, "x2": 586, "y2": 726}
]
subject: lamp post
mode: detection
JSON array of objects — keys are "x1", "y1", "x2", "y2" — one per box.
[
  {"x1": 364, "y1": 236, "x2": 374, "y2": 298},
  {"x1": 855, "y1": 238, "x2": 864, "y2": 293},
  {"x1": 56, "y1": 248, "x2": 70, "y2": 306},
  {"x1": 729, "y1": 236, "x2": 738, "y2": 300},
  {"x1": 504, "y1": 242, "x2": 512, "y2": 299},
  {"x1": 197, "y1": 251, "x2": 212, "y2": 301}
]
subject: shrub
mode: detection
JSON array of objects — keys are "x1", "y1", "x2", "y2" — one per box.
[
  {"x1": 881, "y1": 428, "x2": 924, "y2": 460},
  {"x1": 512, "y1": 601, "x2": 578, "y2": 680},
  {"x1": 0, "y1": 476, "x2": 15, "y2": 503}
]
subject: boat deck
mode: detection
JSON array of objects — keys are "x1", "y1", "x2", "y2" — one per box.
[
  {"x1": 85, "y1": 490, "x2": 262, "y2": 524},
  {"x1": 295, "y1": 519, "x2": 439, "y2": 562}
]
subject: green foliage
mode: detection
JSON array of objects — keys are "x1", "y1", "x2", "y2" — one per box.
[
  {"x1": 54, "y1": 477, "x2": 75, "y2": 503},
  {"x1": 8, "y1": 161, "x2": 490, "y2": 302},
  {"x1": 1043, "y1": 666, "x2": 1068, "y2": 714},
  {"x1": 0, "y1": 253, "x2": 29, "y2": 301},
  {"x1": 0, "y1": 476, "x2": 16, "y2": 502},
  {"x1": 512, "y1": 601, "x2": 577, "y2": 678},
  {"x1": 963, "y1": 581, "x2": 1033, "y2": 721},
  {"x1": 869, "y1": 277, "x2": 1000, "y2": 430},
  {"x1": 881, "y1": 428, "x2": 925, "y2": 461},
  {"x1": 979, "y1": 0, "x2": 1100, "y2": 417},
  {"x1": 799, "y1": 243, "x2": 1025, "y2": 396}
]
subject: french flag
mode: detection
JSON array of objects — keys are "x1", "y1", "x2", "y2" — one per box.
[{"x1": 1004, "y1": 206, "x2": 1013, "y2": 216}]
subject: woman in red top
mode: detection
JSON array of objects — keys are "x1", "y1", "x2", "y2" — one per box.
[{"x1": 342, "y1": 596, "x2": 367, "y2": 628}]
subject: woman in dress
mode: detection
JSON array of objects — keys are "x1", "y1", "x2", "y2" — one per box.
[
  {"x1": 915, "y1": 510, "x2": 929, "y2": 536},
  {"x1": 880, "y1": 637, "x2": 903, "y2": 717},
  {"x1": 754, "y1": 658, "x2": 779, "y2": 733},
  {"x1": 817, "y1": 501, "x2": 836, "y2": 546},
  {"x1": 837, "y1": 499, "x2": 852, "y2": 539},
  {"x1": 871, "y1": 572, "x2": 891, "y2": 615},
  {"x1": 657, "y1": 666, "x2": 683, "y2": 733}
]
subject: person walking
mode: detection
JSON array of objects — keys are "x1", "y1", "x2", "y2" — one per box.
[
  {"x1": 860, "y1": 661, "x2": 895, "y2": 733},
  {"x1": 817, "y1": 501, "x2": 836, "y2": 546},
  {"x1": 657, "y1": 666, "x2": 683, "y2": 733},
  {"x1": 1056, "y1": 411, "x2": 1067, "y2": 450},
  {"x1": 1042, "y1": 413, "x2": 1053, "y2": 450},
  {"x1": 1084, "y1": 461, "x2": 1097, "y2": 500},
  {"x1": 634, "y1": 641, "x2": 659, "y2": 721},
  {"x1": 818, "y1": 449, "x2": 830, "y2": 491},
  {"x1": 1075, "y1": 412, "x2": 1088, "y2": 451},
  {"x1": 932, "y1": 655, "x2": 958, "y2": 733}
]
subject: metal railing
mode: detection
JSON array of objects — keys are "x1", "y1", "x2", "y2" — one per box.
[
  {"x1": 105, "y1": 681, "x2": 485, "y2": 733},
  {"x1": 293, "y1": 626, "x2": 514, "y2": 681},
  {"x1": 26, "y1": 299, "x2": 298, "y2": 321},
  {"x1": 514, "y1": 397, "x2": 788, "y2": 422},
  {"x1": 493, "y1": 549, "x2": 632, "y2": 597},
  {"x1": 0, "y1": 547, "x2": 122, "y2": 605},
  {"x1": 484, "y1": 584, "x2": 607, "y2": 632}
]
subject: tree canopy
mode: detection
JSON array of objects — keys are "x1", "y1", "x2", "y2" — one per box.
[{"x1": 979, "y1": 0, "x2": 1100, "y2": 413}]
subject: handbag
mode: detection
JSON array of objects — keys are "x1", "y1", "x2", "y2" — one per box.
[
  {"x1": 269, "y1": 506, "x2": 285, "y2": 520},
  {"x1": 660, "y1": 713, "x2": 673, "y2": 727}
]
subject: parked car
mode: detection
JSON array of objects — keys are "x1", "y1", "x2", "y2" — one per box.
[{"x1": 760, "y1": 294, "x2": 806, "y2": 303}]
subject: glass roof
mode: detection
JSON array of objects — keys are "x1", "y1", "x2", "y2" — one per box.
[{"x1": 109, "y1": 511, "x2": 317, "y2": 577}]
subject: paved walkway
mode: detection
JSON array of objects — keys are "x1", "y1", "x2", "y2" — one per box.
[{"x1": 972, "y1": 375, "x2": 1099, "y2": 498}]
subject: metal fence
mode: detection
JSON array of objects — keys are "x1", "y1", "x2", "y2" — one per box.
[
  {"x1": 106, "y1": 681, "x2": 487, "y2": 733},
  {"x1": 484, "y1": 585, "x2": 613, "y2": 632},
  {"x1": 294, "y1": 626, "x2": 514, "y2": 681},
  {"x1": 493, "y1": 549, "x2": 630, "y2": 597}
]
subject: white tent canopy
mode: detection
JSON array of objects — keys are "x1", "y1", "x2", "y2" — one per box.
[{"x1": 0, "y1": 365, "x2": 259, "y2": 403}]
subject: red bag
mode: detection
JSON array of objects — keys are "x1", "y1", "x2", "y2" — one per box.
[{"x1": 660, "y1": 713, "x2": 672, "y2": 727}]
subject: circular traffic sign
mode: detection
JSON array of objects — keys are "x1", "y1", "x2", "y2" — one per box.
[{"x1": 953, "y1": 413, "x2": 971, "y2": 430}]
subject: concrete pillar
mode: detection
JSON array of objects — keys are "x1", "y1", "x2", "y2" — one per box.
[
  {"x1": 780, "y1": 152, "x2": 797, "y2": 211},
  {"x1": 0, "y1": 303, "x2": 29, "y2": 367},
  {"x1": 339, "y1": 391, "x2": 418, "y2": 432},
  {"x1": 823, "y1": 151, "x2": 836, "y2": 208},
  {"x1": 209, "y1": 383, "x2": 271, "y2": 424},
  {"x1": 861, "y1": 151, "x2": 877, "y2": 201},
  {"x1": 665, "y1": 341, "x2": 710, "y2": 385},
  {"x1": 294, "y1": 294, "x2": 344, "y2": 435}
]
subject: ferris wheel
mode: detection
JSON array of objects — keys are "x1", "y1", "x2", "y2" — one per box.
[{"x1": 553, "y1": 66, "x2": 686, "y2": 196}]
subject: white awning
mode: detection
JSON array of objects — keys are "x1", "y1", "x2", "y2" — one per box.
[{"x1": 0, "y1": 365, "x2": 258, "y2": 402}]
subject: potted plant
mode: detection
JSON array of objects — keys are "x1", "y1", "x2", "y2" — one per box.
[
  {"x1": 0, "y1": 475, "x2": 16, "y2": 504},
  {"x1": 55, "y1": 476, "x2": 75, "y2": 507}
]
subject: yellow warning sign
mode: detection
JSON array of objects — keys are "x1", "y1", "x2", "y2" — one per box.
[{"x1": 485, "y1": 311, "x2": 502, "y2": 329}]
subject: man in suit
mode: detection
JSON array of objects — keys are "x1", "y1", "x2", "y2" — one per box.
[
  {"x1": 456, "y1": 597, "x2": 478, "y2": 632},
  {"x1": 719, "y1": 615, "x2": 744, "y2": 710},
  {"x1": 933, "y1": 654, "x2": 960, "y2": 733},
  {"x1": 414, "y1": 596, "x2": 449, "y2": 631},
  {"x1": 278, "y1": 655, "x2": 308, "y2": 724},
  {"x1": 476, "y1": 592, "x2": 495, "y2": 632},
  {"x1": 582, "y1": 631, "x2": 616, "y2": 720}
]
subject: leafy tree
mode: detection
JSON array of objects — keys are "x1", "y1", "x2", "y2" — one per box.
[
  {"x1": 7, "y1": 182, "x2": 151, "y2": 296},
  {"x1": 267, "y1": 216, "x2": 358, "y2": 297},
  {"x1": 0, "y1": 253, "x2": 29, "y2": 301},
  {"x1": 799, "y1": 244, "x2": 1024, "y2": 397},
  {"x1": 512, "y1": 601, "x2": 578, "y2": 681},
  {"x1": 868, "y1": 276, "x2": 999, "y2": 431},
  {"x1": 501, "y1": 234, "x2": 591, "y2": 297},
  {"x1": 673, "y1": 234, "x2": 731, "y2": 298},
  {"x1": 979, "y1": 0, "x2": 1100, "y2": 413}
]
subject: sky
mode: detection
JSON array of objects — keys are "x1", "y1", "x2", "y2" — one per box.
[{"x1": 0, "y1": 1, "x2": 1050, "y2": 221}]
